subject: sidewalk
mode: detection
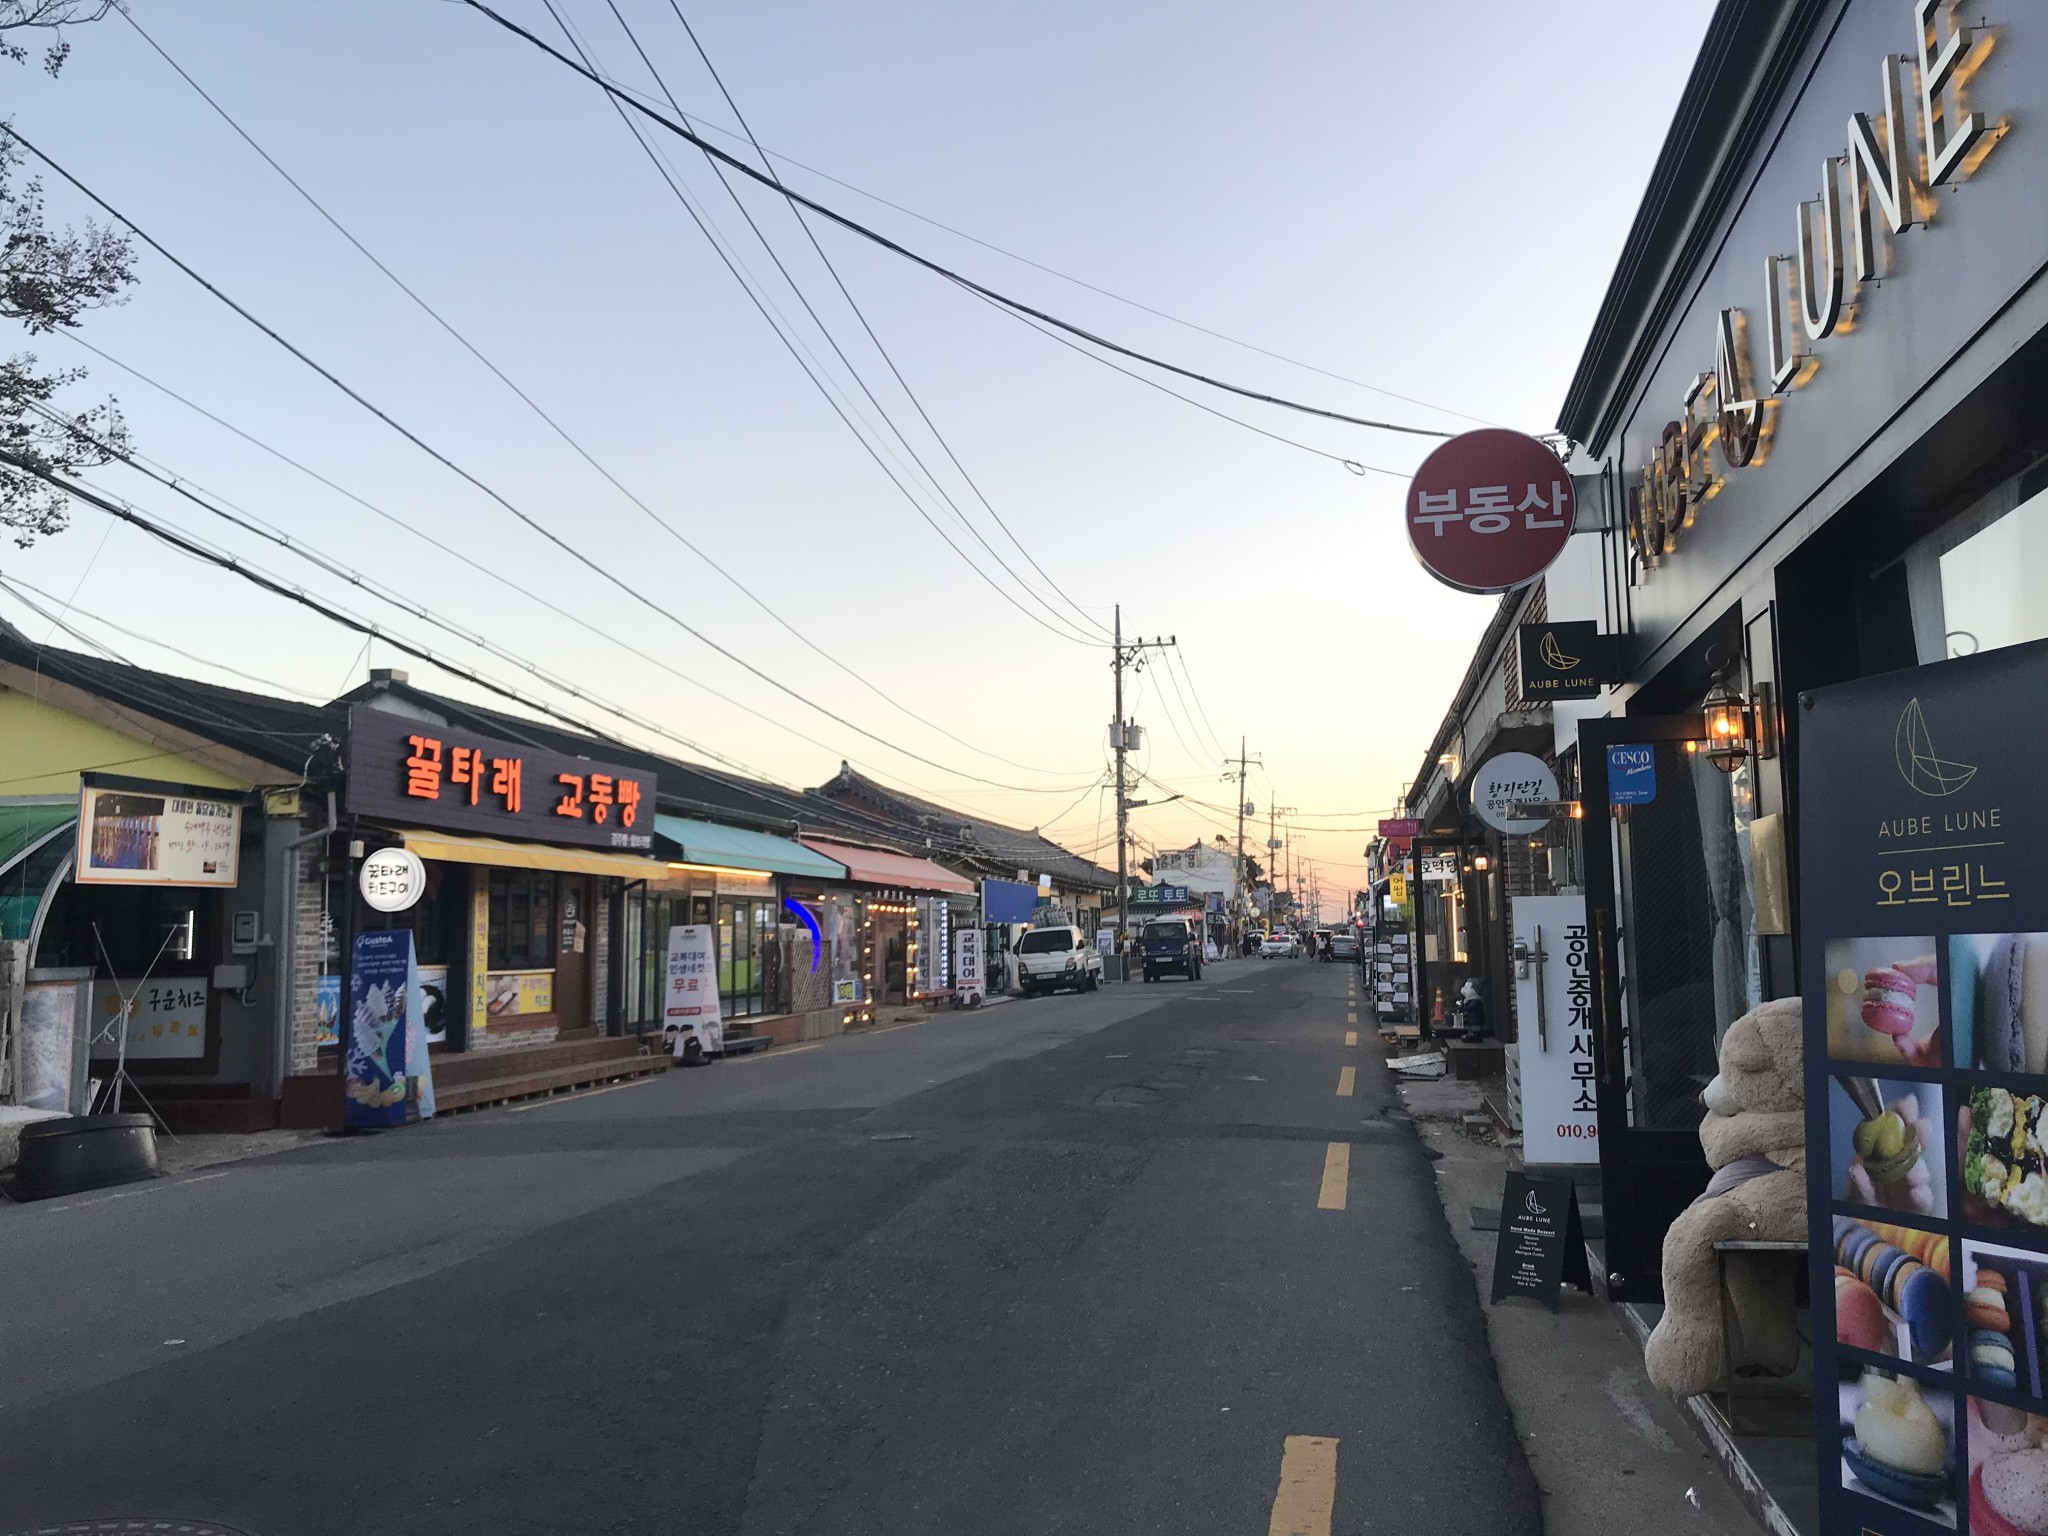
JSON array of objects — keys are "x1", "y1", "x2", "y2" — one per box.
[{"x1": 1395, "y1": 1065, "x2": 1764, "y2": 1536}]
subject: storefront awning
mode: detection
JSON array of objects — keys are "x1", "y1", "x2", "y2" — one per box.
[
  {"x1": 797, "y1": 837, "x2": 975, "y2": 895},
  {"x1": 400, "y1": 830, "x2": 662, "y2": 880},
  {"x1": 0, "y1": 801, "x2": 77, "y2": 950},
  {"x1": 654, "y1": 815, "x2": 847, "y2": 880}
]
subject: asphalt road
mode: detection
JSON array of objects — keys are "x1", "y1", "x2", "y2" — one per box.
[{"x1": 0, "y1": 958, "x2": 1540, "y2": 1536}]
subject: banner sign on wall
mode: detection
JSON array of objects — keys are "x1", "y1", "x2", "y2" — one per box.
[
  {"x1": 90, "y1": 977, "x2": 208, "y2": 1061},
  {"x1": 347, "y1": 929, "x2": 414, "y2": 1129},
  {"x1": 1799, "y1": 638, "x2": 2048, "y2": 1535},
  {"x1": 76, "y1": 775, "x2": 241, "y2": 888},
  {"x1": 1510, "y1": 896, "x2": 1596, "y2": 1165},
  {"x1": 344, "y1": 705, "x2": 657, "y2": 853},
  {"x1": 664, "y1": 924, "x2": 724, "y2": 1059}
]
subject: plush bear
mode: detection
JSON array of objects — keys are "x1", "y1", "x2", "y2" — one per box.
[{"x1": 1644, "y1": 996, "x2": 1807, "y2": 1400}]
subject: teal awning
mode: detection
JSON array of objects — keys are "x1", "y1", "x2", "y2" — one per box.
[
  {"x1": 655, "y1": 815, "x2": 848, "y2": 880},
  {"x1": 0, "y1": 801, "x2": 76, "y2": 950}
]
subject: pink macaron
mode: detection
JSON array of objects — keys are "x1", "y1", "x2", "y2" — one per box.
[{"x1": 1862, "y1": 967, "x2": 1918, "y2": 1037}]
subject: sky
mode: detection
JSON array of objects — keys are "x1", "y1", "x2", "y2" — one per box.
[{"x1": 0, "y1": 0, "x2": 1717, "y2": 910}]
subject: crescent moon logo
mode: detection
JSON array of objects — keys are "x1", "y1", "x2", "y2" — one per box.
[
  {"x1": 1894, "y1": 697, "x2": 1977, "y2": 797},
  {"x1": 1524, "y1": 1189, "x2": 1546, "y2": 1218}
]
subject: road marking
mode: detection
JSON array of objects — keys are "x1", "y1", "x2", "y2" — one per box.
[
  {"x1": 1345, "y1": 1011, "x2": 1357, "y2": 1024},
  {"x1": 506, "y1": 1076, "x2": 658, "y2": 1112},
  {"x1": 1317, "y1": 1143, "x2": 1349, "y2": 1210},
  {"x1": 729, "y1": 1041, "x2": 826, "y2": 1061},
  {"x1": 1268, "y1": 1435, "x2": 1338, "y2": 1536},
  {"x1": 1336, "y1": 1065, "x2": 1356, "y2": 1097},
  {"x1": 41, "y1": 1169, "x2": 228, "y2": 1213},
  {"x1": 1344, "y1": 1030, "x2": 1357, "y2": 1047}
]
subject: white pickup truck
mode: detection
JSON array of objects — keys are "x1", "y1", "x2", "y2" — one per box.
[{"x1": 1013, "y1": 925, "x2": 1104, "y2": 996}]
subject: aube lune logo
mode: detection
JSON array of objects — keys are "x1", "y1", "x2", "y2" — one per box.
[
  {"x1": 1524, "y1": 1188, "x2": 1546, "y2": 1218},
  {"x1": 1894, "y1": 698, "x2": 1978, "y2": 798}
]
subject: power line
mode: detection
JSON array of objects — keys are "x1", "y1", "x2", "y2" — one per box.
[
  {"x1": 1166, "y1": 644, "x2": 1229, "y2": 763},
  {"x1": 0, "y1": 121, "x2": 1101, "y2": 793},
  {"x1": 116, "y1": 7, "x2": 1097, "y2": 773},
  {"x1": 460, "y1": 0, "x2": 1459, "y2": 442},
  {"x1": 569, "y1": 0, "x2": 1103, "y2": 649},
  {"x1": 0, "y1": 571, "x2": 327, "y2": 700},
  {"x1": 643, "y1": 0, "x2": 1111, "y2": 642},
  {"x1": 528, "y1": 12, "x2": 1104, "y2": 654}
]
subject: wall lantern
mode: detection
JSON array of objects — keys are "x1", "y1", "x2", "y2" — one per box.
[
  {"x1": 1473, "y1": 854, "x2": 1491, "y2": 873},
  {"x1": 1701, "y1": 681, "x2": 1753, "y2": 773}
]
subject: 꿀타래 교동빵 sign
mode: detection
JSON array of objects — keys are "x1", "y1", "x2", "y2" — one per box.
[{"x1": 344, "y1": 706, "x2": 657, "y2": 852}]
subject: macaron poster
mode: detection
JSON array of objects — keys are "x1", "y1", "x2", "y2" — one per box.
[
  {"x1": 1952, "y1": 933, "x2": 2048, "y2": 1077},
  {"x1": 1832, "y1": 1076, "x2": 1948, "y2": 1219},
  {"x1": 1966, "y1": 1394, "x2": 2048, "y2": 1536},
  {"x1": 1827, "y1": 937, "x2": 1944, "y2": 1066},
  {"x1": 1838, "y1": 1369, "x2": 1957, "y2": 1526},
  {"x1": 1833, "y1": 1216, "x2": 1953, "y2": 1368}
]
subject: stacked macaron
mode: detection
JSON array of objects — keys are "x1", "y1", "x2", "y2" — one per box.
[
  {"x1": 1863, "y1": 966, "x2": 1921, "y2": 1043},
  {"x1": 1973, "y1": 1267, "x2": 2022, "y2": 1391},
  {"x1": 1833, "y1": 1218, "x2": 1953, "y2": 1358},
  {"x1": 1842, "y1": 1372, "x2": 1951, "y2": 1510},
  {"x1": 1835, "y1": 1270, "x2": 1890, "y2": 1354}
]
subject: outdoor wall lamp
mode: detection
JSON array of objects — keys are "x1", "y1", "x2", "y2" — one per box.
[
  {"x1": 1701, "y1": 681, "x2": 1753, "y2": 773},
  {"x1": 1473, "y1": 854, "x2": 1491, "y2": 872}
]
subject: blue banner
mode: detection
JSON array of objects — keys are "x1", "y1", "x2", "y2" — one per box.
[
  {"x1": 346, "y1": 930, "x2": 412, "y2": 1129},
  {"x1": 1606, "y1": 744, "x2": 1657, "y2": 806},
  {"x1": 981, "y1": 878, "x2": 1037, "y2": 924}
]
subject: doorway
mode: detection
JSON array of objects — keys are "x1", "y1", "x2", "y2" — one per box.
[{"x1": 1579, "y1": 715, "x2": 1762, "y2": 1301}]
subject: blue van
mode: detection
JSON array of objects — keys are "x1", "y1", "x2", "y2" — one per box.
[{"x1": 1139, "y1": 918, "x2": 1203, "y2": 983}]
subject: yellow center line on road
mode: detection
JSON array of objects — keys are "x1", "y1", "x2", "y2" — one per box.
[
  {"x1": 1316, "y1": 1143, "x2": 1349, "y2": 1210},
  {"x1": 1336, "y1": 1065, "x2": 1356, "y2": 1097},
  {"x1": 1267, "y1": 1435, "x2": 1339, "y2": 1536},
  {"x1": 1344, "y1": 1030, "x2": 1357, "y2": 1047}
]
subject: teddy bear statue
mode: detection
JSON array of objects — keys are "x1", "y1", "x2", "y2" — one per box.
[{"x1": 1644, "y1": 995, "x2": 1807, "y2": 1400}]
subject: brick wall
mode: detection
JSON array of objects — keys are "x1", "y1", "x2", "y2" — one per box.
[{"x1": 472, "y1": 1022, "x2": 559, "y2": 1053}]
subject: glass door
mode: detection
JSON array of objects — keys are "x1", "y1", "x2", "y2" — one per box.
[{"x1": 1580, "y1": 714, "x2": 1762, "y2": 1301}]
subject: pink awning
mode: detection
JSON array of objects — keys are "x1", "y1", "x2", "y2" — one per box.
[{"x1": 798, "y1": 838, "x2": 975, "y2": 894}]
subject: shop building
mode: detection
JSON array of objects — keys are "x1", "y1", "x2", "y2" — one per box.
[
  {"x1": 0, "y1": 628, "x2": 341, "y2": 1131},
  {"x1": 1407, "y1": 3, "x2": 2047, "y2": 1527}
]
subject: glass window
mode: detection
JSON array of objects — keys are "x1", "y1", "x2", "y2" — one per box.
[
  {"x1": 1018, "y1": 929, "x2": 1073, "y2": 953},
  {"x1": 487, "y1": 870, "x2": 556, "y2": 969},
  {"x1": 1911, "y1": 478, "x2": 2048, "y2": 662},
  {"x1": 1939, "y1": 486, "x2": 2048, "y2": 658}
]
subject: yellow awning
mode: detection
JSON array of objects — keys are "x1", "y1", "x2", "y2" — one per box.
[{"x1": 401, "y1": 830, "x2": 663, "y2": 880}]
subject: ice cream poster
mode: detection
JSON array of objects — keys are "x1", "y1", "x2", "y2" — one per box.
[
  {"x1": 1800, "y1": 638, "x2": 2048, "y2": 1534},
  {"x1": 346, "y1": 929, "x2": 413, "y2": 1129}
]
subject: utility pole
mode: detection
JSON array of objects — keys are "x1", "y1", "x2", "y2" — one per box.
[
  {"x1": 1110, "y1": 604, "x2": 1175, "y2": 972},
  {"x1": 1224, "y1": 737, "x2": 1260, "y2": 953}
]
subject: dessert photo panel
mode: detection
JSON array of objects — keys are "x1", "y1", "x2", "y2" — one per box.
[
  {"x1": 1965, "y1": 1395, "x2": 2048, "y2": 1536},
  {"x1": 1955, "y1": 933, "x2": 2048, "y2": 1078},
  {"x1": 1832, "y1": 1075, "x2": 1948, "y2": 1219},
  {"x1": 1840, "y1": 1367, "x2": 1958, "y2": 1527},
  {"x1": 1833, "y1": 1215, "x2": 1954, "y2": 1367},
  {"x1": 1962, "y1": 1087, "x2": 2048, "y2": 1234},
  {"x1": 1827, "y1": 937, "x2": 1943, "y2": 1067},
  {"x1": 1961, "y1": 1242, "x2": 2048, "y2": 1409}
]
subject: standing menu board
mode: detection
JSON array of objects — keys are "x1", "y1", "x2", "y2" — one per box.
[{"x1": 1801, "y1": 639, "x2": 2048, "y2": 1534}]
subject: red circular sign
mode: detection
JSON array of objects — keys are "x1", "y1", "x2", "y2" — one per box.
[{"x1": 1404, "y1": 429, "x2": 1574, "y2": 594}]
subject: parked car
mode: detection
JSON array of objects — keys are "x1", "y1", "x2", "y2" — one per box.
[
  {"x1": 1259, "y1": 932, "x2": 1297, "y2": 959},
  {"x1": 1329, "y1": 930, "x2": 1359, "y2": 961},
  {"x1": 1139, "y1": 917, "x2": 1202, "y2": 982},
  {"x1": 1013, "y1": 924, "x2": 1104, "y2": 995}
]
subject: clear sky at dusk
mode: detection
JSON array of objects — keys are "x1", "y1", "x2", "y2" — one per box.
[{"x1": 0, "y1": 0, "x2": 1716, "y2": 901}]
